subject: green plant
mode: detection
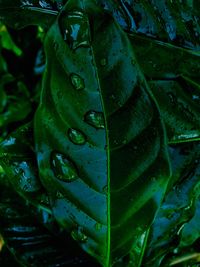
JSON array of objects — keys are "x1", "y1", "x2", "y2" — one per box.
[{"x1": 0, "y1": 1, "x2": 200, "y2": 266}]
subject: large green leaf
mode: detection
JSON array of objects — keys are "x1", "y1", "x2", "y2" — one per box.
[{"x1": 34, "y1": 1, "x2": 171, "y2": 266}]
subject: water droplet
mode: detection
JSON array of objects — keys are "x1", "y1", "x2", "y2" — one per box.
[
  {"x1": 51, "y1": 152, "x2": 78, "y2": 182},
  {"x1": 70, "y1": 74, "x2": 85, "y2": 90},
  {"x1": 59, "y1": 11, "x2": 90, "y2": 50},
  {"x1": 95, "y1": 223, "x2": 102, "y2": 231},
  {"x1": 71, "y1": 226, "x2": 88, "y2": 243},
  {"x1": 56, "y1": 191, "x2": 64, "y2": 199},
  {"x1": 100, "y1": 58, "x2": 107, "y2": 66},
  {"x1": 68, "y1": 128, "x2": 86, "y2": 145},
  {"x1": 84, "y1": 111, "x2": 105, "y2": 129}
]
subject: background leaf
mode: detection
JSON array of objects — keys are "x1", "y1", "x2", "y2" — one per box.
[
  {"x1": 128, "y1": 34, "x2": 200, "y2": 144},
  {"x1": 142, "y1": 142, "x2": 200, "y2": 267},
  {"x1": 0, "y1": 0, "x2": 59, "y2": 29}
]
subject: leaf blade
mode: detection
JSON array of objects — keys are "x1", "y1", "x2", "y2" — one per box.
[{"x1": 34, "y1": 1, "x2": 171, "y2": 266}]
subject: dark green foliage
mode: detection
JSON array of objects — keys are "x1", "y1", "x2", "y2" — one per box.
[{"x1": 0, "y1": 1, "x2": 200, "y2": 267}]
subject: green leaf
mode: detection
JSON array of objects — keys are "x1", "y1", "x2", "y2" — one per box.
[
  {"x1": 0, "y1": 24, "x2": 22, "y2": 55},
  {"x1": 129, "y1": 33, "x2": 200, "y2": 144},
  {"x1": 0, "y1": 0, "x2": 58, "y2": 29},
  {"x1": 34, "y1": 1, "x2": 171, "y2": 266},
  {"x1": 0, "y1": 73, "x2": 32, "y2": 129},
  {"x1": 142, "y1": 142, "x2": 200, "y2": 266},
  {"x1": 0, "y1": 170, "x2": 99, "y2": 267},
  {"x1": 102, "y1": 0, "x2": 200, "y2": 50}
]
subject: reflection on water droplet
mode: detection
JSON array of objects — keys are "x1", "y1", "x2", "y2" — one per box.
[
  {"x1": 59, "y1": 11, "x2": 90, "y2": 50},
  {"x1": 68, "y1": 128, "x2": 86, "y2": 145},
  {"x1": 71, "y1": 226, "x2": 88, "y2": 243},
  {"x1": 84, "y1": 111, "x2": 105, "y2": 129},
  {"x1": 70, "y1": 74, "x2": 85, "y2": 90},
  {"x1": 100, "y1": 58, "x2": 107, "y2": 66},
  {"x1": 51, "y1": 152, "x2": 78, "y2": 182}
]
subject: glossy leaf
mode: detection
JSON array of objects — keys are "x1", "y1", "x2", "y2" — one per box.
[
  {"x1": 34, "y1": 1, "x2": 171, "y2": 266},
  {"x1": 0, "y1": 170, "x2": 99, "y2": 267},
  {"x1": 142, "y1": 142, "x2": 200, "y2": 267},
  {"x1": 100, "y1": 0, "x2": 200, "y2": 50},
  {"x1": 0, "y1": 0, "x2": 59, "y2": 29},
  {"x1": 129, "y1": 33, "x2": 200, "y2": 144}
]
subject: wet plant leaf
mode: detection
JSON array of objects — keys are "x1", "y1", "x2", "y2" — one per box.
[
  {"x1": 0, "y1": 0, "x2": 200, "y2": 267},
  {"x1": 34, "y1": 1, "x2": 171, "y2": 266}
]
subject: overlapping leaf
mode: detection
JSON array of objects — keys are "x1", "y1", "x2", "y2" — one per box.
[
  {"x1": 142, "y1": 142, "x2": 200, "y2": 267},
  {"x1": 0, "y1": 0, "x2": 59, "y2": 29},
  {"x1": 99, "y1": 0, "x2": 200, "y2": 50},
  {"x1": 128, "y1": 34, "x2": 200, "y2": 145},
  {"x1": 0, "y1": 161, "x2": 98, "y2": 267}
]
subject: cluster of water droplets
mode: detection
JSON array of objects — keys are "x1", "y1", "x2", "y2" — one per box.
[{"x1": 49, "y1": 7, "x2": 109, "y2": 246}]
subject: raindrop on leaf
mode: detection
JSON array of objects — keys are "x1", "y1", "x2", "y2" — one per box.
[
  {"x1": 84, "y1": 111, "x2": 105, "y2": 129},
  {"x1": 68, "y1": 128, "x2": 86, "y2": 145},
  {"x1": 51, "y1": 152, "x2": 78, "y2": 182},
  {"x1": 70, "y1": 73, "x2": 85, "y2": 90}
]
